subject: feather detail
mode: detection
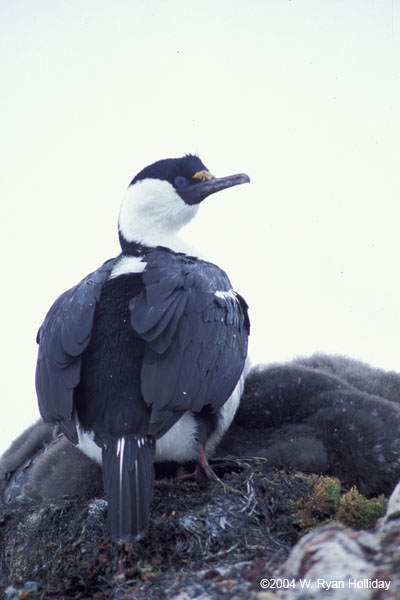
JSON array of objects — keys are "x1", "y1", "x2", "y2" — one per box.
[{"x1": 102, "y1": 436, "x2": 155, "y2": 542}]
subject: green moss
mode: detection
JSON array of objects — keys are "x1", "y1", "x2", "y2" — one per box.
[
  {"x1": 292, "y1": 475, "x2": 341, "y2": 532},
  {"x1": 292, "y1": 476, "x2": 386, "y2": 534},
  {"x1": 337, "y1": 487, "x2": 386, "y2": 529}
]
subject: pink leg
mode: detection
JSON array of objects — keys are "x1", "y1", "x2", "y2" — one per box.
[
  {"x1": 175, "y1": 445, "x2": 245, "y2": 497},
  {"x1": 175, "y1": 444, "x2": 217, "y2": 482},
  {"x1": 197, "y1": 443, "x2": 218, "y2": 480}
]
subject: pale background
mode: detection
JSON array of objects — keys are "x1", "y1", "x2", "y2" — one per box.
[{"x1": 1, "y1": 0, "x2": 399, "y2": 455}]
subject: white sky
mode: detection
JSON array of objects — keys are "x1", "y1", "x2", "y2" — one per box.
[{"x1": 1, "y1": 0, "x2": 399, "y2": 455}]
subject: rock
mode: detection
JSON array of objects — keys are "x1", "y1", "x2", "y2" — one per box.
[{"x1": 268, "y1": 490, "x2": 400, "y2": 600}]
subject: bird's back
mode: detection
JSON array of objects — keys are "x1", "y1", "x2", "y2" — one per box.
[{"x1": 74, "y1": 272, "x2": 149, "y2": 444}]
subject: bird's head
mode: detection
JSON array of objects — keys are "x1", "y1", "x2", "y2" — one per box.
[{"x1": 118, "y1": 154, "x2": 250, "y2": 252}]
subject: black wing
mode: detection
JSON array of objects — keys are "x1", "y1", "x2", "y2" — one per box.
[
  {"x1": 35, "y1": 258, "x2": 118, "y2": 443},
  {"x1": 129, "y1": 249, "x2": 250, "y2": 438}
]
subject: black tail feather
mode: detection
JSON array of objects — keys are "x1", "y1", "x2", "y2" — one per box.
[{"x1": 102, "y1": 436, "x2": 155, "y2": 543}]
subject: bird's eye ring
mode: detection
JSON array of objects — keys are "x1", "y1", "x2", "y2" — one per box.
[{"x1": 174, "y1": 176, "x2": 189, "y2": 189}]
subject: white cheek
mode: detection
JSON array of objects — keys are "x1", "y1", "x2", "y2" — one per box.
[{"x1": 118, "y1": 179, "x2": 199, "y2": 248}]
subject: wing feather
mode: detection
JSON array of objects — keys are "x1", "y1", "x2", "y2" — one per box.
[
  {"x1": 35, "y1": 258, "x2": 117, "y2": 441},
  {"x1": 129, "y1": 249, "x2": 250, "y2": 438}
]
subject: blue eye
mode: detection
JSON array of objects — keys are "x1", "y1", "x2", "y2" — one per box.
[{"x1": 174, "y1": 175, "x2": 189, "y2": 189}]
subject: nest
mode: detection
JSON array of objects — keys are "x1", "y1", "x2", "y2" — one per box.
[{"x1": 0, "y1": 459, "x2": 309, "y2": 599}]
